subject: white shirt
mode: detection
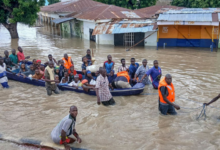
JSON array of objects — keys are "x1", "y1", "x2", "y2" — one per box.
[
  {"x1": 0, "y1": 63, "x2": 8, "y2": 83},
  {"x1": 68, "y1": 80, "x2": 80, "y2": 86}
]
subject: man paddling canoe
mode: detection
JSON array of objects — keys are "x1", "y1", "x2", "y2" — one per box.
[{"x1": 51, "y1": 106, "x2": 82, "y2": 150}]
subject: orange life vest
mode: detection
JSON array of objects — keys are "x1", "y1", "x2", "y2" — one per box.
[
  {"x1": 62, "y1": 57, "x2": 73, "y2": 70},
  {"x1": 117, "y1": 71, "x2": 130, "y2": 82},
  {"x1": 158, "y1": 77, "x2": 175, "y2": 104}
]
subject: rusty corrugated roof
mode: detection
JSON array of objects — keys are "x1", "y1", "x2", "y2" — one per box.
[
  {"x1": 72, "y1": 5, "x2": 148, "y2": 20},
  {"x1": 40, "y1": 0, "x2": 106, "y2": 13},
  {"x1": 134, "y1": 5, "x2": 184, "y2": 18},
  {"x1": 92, "y1": 19, "x2": 156, "y2": 35}
]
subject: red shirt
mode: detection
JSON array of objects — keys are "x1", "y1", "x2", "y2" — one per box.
[
  {"x1": 17, "y1": 51, "x2": 25, "y2": 62},
  {"x1": 68, "y1": 69, "x2": 77, "y2": 75}
]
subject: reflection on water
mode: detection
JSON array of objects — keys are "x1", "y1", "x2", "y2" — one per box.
[{"x1": 1, "y1": 23, "x2": 220, "y2": 150}]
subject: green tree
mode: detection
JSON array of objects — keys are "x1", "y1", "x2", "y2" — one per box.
[
  {"x1": 39, "y1": 0, "x2": 45, "y2": 6},
  {"x1": 0, "y1": 0, "x2": 41, "y2": 39},
  {"x1": 171, "y1": 0, "x2": 220, "y2": 8},
  {"x1": 48, "y1": 0, "x2": 59, "y2": 5},
  {"x1": 94, "y1": 0, "x2": 157, "y2": 9}
]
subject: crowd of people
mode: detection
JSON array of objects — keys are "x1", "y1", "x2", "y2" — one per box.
[
  {"x1": 2, "y1": 46, "x2": 220, "y2": 150},
  {"x1": 0, "y1": 47, "x2": 163, "y2": 92}
]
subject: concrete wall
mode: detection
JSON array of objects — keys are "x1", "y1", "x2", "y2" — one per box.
[
  {"x1": 71, "y1": 20, "x2": 83, "y2": 38},
  {"x1": 145, "y1": 31, "x2": 157, "y2": 46},
  {"x1": 96, "y1": 34, "x2": 114, "y2": 45},
  {"x1": 83, "y1": 21, "x2": 96, "y2": 40}
]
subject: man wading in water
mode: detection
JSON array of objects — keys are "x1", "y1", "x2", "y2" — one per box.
[
  {"x1": 51, "y1": 106, "x2": 82, "y2": 150},
  {"x1": 44, "y1": 61, "x2": 59, "y2": 96},
  {"x1": 95, "y1": 68, "x2": 115, "y2": 106},
  {"x1": 158, "y1": 74, "x2": 180, "y2": 115}
]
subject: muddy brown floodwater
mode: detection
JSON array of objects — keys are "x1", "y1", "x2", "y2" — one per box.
[{"x1": 1, "y1": 23, "x2": 220, "y2": 150}]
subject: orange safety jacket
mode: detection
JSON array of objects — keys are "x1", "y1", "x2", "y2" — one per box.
[
  {"x1": 158, "y1": 77, "x2": 175, "y2": 104},
  {"x1": 62, "y1": 56, "x2": 73, "y2": 70},
  {"x1": 117, "y1": 71, "x2": 130, "y2": 82}
]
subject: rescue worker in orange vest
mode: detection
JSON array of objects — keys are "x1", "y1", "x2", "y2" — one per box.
[
  {"x1": 112, "y1": 70, "x2": 131, "y2": 89},
  {"x1": 62, "y1": 54, "x2": 73, "y2": 70},
  {"x1": 158, "y1": 74, "x2": 180, "y2": 115}
]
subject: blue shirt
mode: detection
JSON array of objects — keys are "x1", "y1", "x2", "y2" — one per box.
[
  {"x1": 81, "y1": 61, "x2": 92, "y2": 70},
  {"x1": 104, "y1": 61, "x2": 114, "y2": 74},
  {"x1": 129, "y1": 63, "x2": 139, "y2": 79},
  {"x1": 108, "y1": 75, "x2": 117, "y2": 84},
  {"x1": 146, "y1": 66, "x2": 162, "y2": 88},
  {"x1": 135, "y1": 65, "x2": 150, "y2": 85}
]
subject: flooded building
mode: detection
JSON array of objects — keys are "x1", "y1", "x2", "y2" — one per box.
[
  {"x1": 156, "y1": 8, "x2": 220, "y2": 49},
  {"x1": 39, "y1": 0, "x2": 157, "y2": 46}
]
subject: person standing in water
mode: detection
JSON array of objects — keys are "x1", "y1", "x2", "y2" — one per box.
[
  {"x1": 158, "y1": 74, "x2": 180, "y2": 115},
  {"x1": 103, "y1": 55, "x2": 115, "y2": 75},
  {"x1": 95, "y1": 68, "x2": 115, "y2": 106},
  {"x1": 44, "y1": 61, "x2": 60, "y2": 96},
  {"x1": 51, "y1": 106, "x2": 82, "y2": 150},
  {"x1": 140, "y1": 60, "x2": 162, "y2": 89},
  {"x1": 0, "y1": 57, "x2": 9, "y2": 88}
]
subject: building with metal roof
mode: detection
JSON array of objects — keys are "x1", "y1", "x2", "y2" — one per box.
[
  {"x1": 39, "y1": 0, "x2": 158, "y2": 47},
  {"x1": 156, "y1": 8, "x2": 220, "y2": 49}
]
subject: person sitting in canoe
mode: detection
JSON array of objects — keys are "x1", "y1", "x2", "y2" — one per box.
[
  {"x1": 4, "y1": 50, "x2": 18, "y2": 70},
  {"x1": 62, "y1": 54, "x2": 73, "y2": 70},
  {"x1": 103, "y1": 55, "x2": 114, "y2": 76},
  {"x1": 140, "y1": 60, "x2": 162, "y2": 89},
  {"x1": 108, "y1": 70, "x2": 116, "y2": 85},
  {"x1": 60, "y1": 72, "x2": 69, "y2": 85},
  {"x1": 44, "y1": 54, "x2": 58, "y2": 67},
  {"x1": 68, "y1": 74, "x2": 81, "y2": 89},
  {"x1": 19, "y1": 64, "x2": 35, "y2": 78},
  {"x1": 129, "y1": 58, "x2": 139, "y2": 79},
  {"x1": 32, "y1": 69, "x2": 43, "y2": 80},
  {"x1": 51, "y1": 106, "x2": 82, "y2": 150},
  {"x1": 17, "y1": 46, "x2": 30, "y2": 62},
  {"x1": 81, "y1": 56, "x2": 92, "y2": 75},
  {"x1": 135, "y1": 59, "x2": 150, "y2": 86},
  {"x1": 118, "y1": 58, "x2": 129, "y2": 73},
  {"x1": 18, "y1": 63, "x2": 28, "y2": 77},
  {"x1": 112, "y1": 70, "x2": 131, "y2": 89}
]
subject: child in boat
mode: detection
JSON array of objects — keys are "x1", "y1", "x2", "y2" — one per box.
[
  {"x1": 40, "y1": 66, "x2": 45, "y2": 79},
  {"x1": 68, "y1": 74, "x2": 81, "y2": 89},
  {"x1": 36, "y1": 60, "x2": 41, "y2": 69},
  {"x1": 108, "y1": 70, "x2": 116, "y2": 85},
  {"x1": 59, "y1": 60, "x2": 65, "y2": 81},
  {"x1": 32, "y1": 69, "x2": 43, "y2": 80},
  {"x1": 18, "y1": 63, "x2": 28, "y2": 77},
  {"x1": 81, "y1": 56, "x2": 92, "y2": 75},
  {"x1": 60, "y1": 72, "x2": 69, "y2": 85},
  {"x1": 69, "y1": 72, "x2": 74, "y2": 83},
  {"x1": 21, "y1": 64, "x2": 35, "y2": 78}
]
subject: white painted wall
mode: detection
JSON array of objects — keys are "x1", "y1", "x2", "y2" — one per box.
[
  {"x1": 96, "y1": 34, "x2": 114, "y2": 45},
  {"x1": 145, "y1": 31, "x2": 157, "y2": 46},
  {"x1": 83, "y1": 21, "x2": 96, "y2": 40}
]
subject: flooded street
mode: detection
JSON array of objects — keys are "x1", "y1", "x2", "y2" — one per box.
[{"x1": 1, "y1": 23, "x2": 220, "y2": 150}]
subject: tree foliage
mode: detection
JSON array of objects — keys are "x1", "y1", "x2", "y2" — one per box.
[
  {"x1": 171, "y1": 0, "x2": 220, "y2": 8},
  {"x1": 39, "y1": 0, "x2": 45, "y2": 6},
  {"x1": 94, "y1": 0, "x2": 157, "y2": 9},
  {"x1": 48, "y1": 0, "x2": 59, "y2": 5},
  {"x1": 0, "y1": 0, "x2": 40, "y2": 25}
]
